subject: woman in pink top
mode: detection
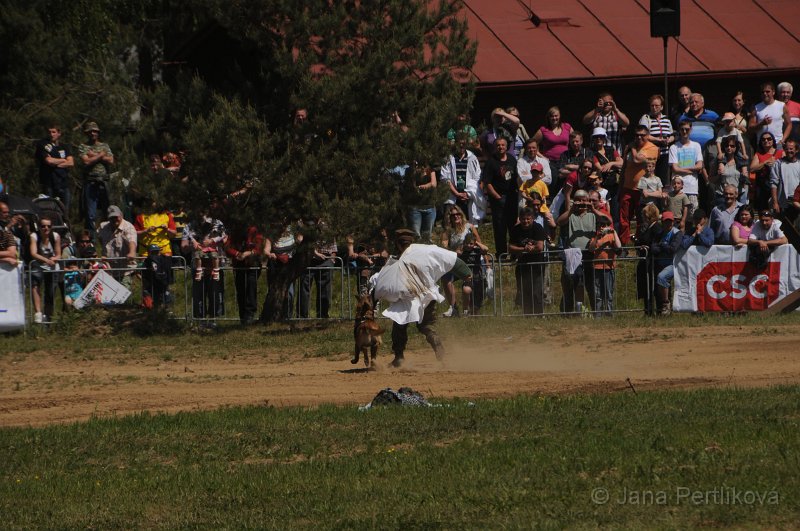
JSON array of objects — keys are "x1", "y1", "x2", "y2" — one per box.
[
  {"x1": 730, "y1": 205, "x2": 755, "y2": 247},
  {"x1": 533, "y1": 106, "x2": 572, "y2": 180}
]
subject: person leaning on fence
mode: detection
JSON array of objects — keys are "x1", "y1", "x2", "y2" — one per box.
[
  {"x1": 142, "y1": 243, "x2": 174, "y2": 309},
  {"x1": 651, "y1": 210, "x2": 682, "y2": 316},
  {"x1": 587, "y1": 216, "x2": 621, "y2": 316},
  {"x1": 556, "y1": 189, "x2": 611, "y2": 314},
  {"x1": 635, "y1": 203, "x2": 663, "y2": 316},
  {"x1": 299, "y1": 218, "x2": 337, "y2": 319},
  {"x1": 29, "y1": 216, "x2": 61, "y2": 324},
  {"x1": 62, "y1": 260, "x2": 84, "y2": 308},
  {"x1": 508, "y1": 207, "x2": 547, "y2": 316},
  {"x1": 0, "y1": 205, "x2": 18, "y2": 266},
  {"x1": 655, "y1": 208, "x2": 714, "y2": 314},
  {"x1": 225, "y1": 224, "x2": 264, "y2": 325},
  {"x1": 440, "y1": 204, "x2": 487, "y2": 317},
  {"x1": 97, "y1": 205, "x2": 137, "y2": 289},
  {"x1": 747, "y1": 208, "x2": 788, "y2": 269}
]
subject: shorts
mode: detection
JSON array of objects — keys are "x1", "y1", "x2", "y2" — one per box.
[{"x1": 193, "y1": 250, "x2": 219, "y2": 261}]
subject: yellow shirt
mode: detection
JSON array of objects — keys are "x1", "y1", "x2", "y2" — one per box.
[
  {"x1": 136, "y1": 212, "x2": 174, "y2": 255},
  {"x1": 519, "y1": 179, "x2": 550, "y2": 212}
]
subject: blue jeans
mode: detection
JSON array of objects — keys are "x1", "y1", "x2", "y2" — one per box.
[
  {"x1": 83, "y1": 180, "x2": 109, "y2": 238},
  {"x1": 406, "y1": 207, "x2": 436, "y2": 243},
  {"x1": 593, "y1": 269, "x2": 615, "y2": 315},
  {"x1": 657, "y1": 265, "x2": 674, "y2": 288}
]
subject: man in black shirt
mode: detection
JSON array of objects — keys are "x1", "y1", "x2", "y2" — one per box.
[
  {"x1": 34, "y1": 125, "x2": 74, "y2": 211},
  {"x1": 480, "y1": 137, "x2": 518, "y2": 256}
]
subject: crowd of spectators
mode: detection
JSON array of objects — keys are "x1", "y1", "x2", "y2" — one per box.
[{"x1": 3, "y1": 83, "x2": 800, "y2": 324}]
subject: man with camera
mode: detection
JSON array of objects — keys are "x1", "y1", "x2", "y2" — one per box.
[
  {"x1": 583, "y1": 92, "x2": 630, "y2": 153},
  {"x1": 557, "y1": 189, "x2": 612, "y2": 314}
]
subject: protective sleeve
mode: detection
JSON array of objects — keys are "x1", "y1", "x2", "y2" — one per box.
[{"x1": 449, "y1": 258, "x2": 472, "y2": 281}]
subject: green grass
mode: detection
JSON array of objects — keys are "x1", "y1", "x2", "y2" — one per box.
[{"x1": 1, "y1": 388, "x2": 798, "y2": 529}]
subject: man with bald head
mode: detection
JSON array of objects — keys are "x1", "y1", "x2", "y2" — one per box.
[{"x1": 679, "y1": 93, "x2": 719, "y2": 147}]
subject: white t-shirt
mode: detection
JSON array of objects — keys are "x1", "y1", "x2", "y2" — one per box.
[
  {"x1": 668, "y1": 141, "x2": 704, "y2": 196},
  {"x1": 749, "y1": 220, "x2": 784, "y2": 241},
  {"x1": 754, "y1": 100, "x2": 786, "y2": 144}
]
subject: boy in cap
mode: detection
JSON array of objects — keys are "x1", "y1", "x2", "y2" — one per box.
[{"x1": 519, "y1": 161, "x2": 550, "y2": 211}]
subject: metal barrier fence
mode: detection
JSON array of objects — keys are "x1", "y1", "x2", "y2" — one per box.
[
  {"x1": 26, "y1": 256, "x2": 190, "y2": 327},
  {"x1": 495, "y1": 246, "x2": 649, "y2": 318},
  {"x1": 20, "y1": 249, "x2": 653, "y2": 327}
]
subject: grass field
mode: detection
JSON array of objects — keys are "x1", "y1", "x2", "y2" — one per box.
[
  {"x1": 1, "y1": 387, "x2": 798, "y2": 529},
  {"x1": 4, "y1": 306, "x2": 800, "y2": 528}
]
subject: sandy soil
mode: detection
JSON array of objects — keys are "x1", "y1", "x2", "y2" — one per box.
[{"x1": 2, "y1": 324, "x2": 799, "y2": 427}]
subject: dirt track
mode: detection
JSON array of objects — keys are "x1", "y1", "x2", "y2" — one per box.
[{"x1": 2, "y1": 324, "x2": 799, "y2": 427}]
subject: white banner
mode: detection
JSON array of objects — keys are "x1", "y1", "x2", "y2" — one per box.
[
  {"x1": 73, "y1": 270, "x2": 131, "y2": 310},
  {"x1": 0, "y1": 263, "x2": 26, "y2": 331},
  {"x1": 673, "y1": 244, "x2": 800, "y2": 312}
]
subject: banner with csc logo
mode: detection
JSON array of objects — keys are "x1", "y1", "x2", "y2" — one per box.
[{"x1": 673, "y1": 245, "x2": 800, "y2": 312}]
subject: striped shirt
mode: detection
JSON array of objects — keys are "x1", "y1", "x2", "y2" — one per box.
[{"x1": 639, "y1": 113, "x2": 673, "y2": 156}]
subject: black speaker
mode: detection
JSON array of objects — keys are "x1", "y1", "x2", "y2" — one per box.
[{"x1": 650, "y1": 0, "x2": 680, "y2": 38}]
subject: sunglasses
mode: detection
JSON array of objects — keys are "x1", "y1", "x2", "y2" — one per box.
[
  {"x1": 79, "y1": 240, "x2": 92, "y2": 244},
  {"x1": 40, "y1": 224, "x2": 52, "y2": 228}
]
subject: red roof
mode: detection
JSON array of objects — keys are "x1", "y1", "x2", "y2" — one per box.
[{"x1": 463, "y1": 0, "x2": 800, "y2": 88}]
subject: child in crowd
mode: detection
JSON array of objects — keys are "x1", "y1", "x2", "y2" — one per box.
[
  {"x1": 142, "y1": 243, "x2": 174, "y2": 309},
  {"x1": 637, "y1": 159, "x2": 665, "y2": 210},
  {"x1": 519, "y1": 162, "x2": 549, "y2": 212},
  {"x1": 186, "y1": 217, "x2": 226, "y2": 281},
  {"x1": 665, "y1": 175, "x2": 691, "y2": 229},
  {"x1": 586, "y1": 173, "x2": 608, "y2": 202},
  {"x1": 588, "y1": 216, "x2": 621, "y2": 316},
  {"x1": 62, "y1": 261, "x2": 85, "y2": 307},
  {"x1": 715, "y1": 113, "x2": 748, "y2": 165}
]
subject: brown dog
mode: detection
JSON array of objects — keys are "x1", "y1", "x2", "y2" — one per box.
[{"x1": 353, "y1": 293, "x2": 383, "y2": 368}]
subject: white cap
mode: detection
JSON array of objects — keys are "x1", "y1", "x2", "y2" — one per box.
[{"x1": 591, "y1": 127, "x2": 607, "y2": 138}]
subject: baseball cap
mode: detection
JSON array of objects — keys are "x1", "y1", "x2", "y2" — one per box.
[
  {"x1": 721, "y1": 112, "x2": 735, "y2": 122},
  {"x1": 530, "y1": 162, "x2": 544, "y2": 173},
  {"x1": 662, "y1": 211, "x2": 675, "y2": 221},
  {"x1": 148, "y1": 244, "x2": 161, "y2": 253},
  {"x1": 107, "y1": 205, "x2": 123, "y2": 219},
  {"x1": 84, "y1": 121, "x2": 100, "y2": 133},
  {"x1": 591, "y1": 127, "x2": 607, "y2": 138}
]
